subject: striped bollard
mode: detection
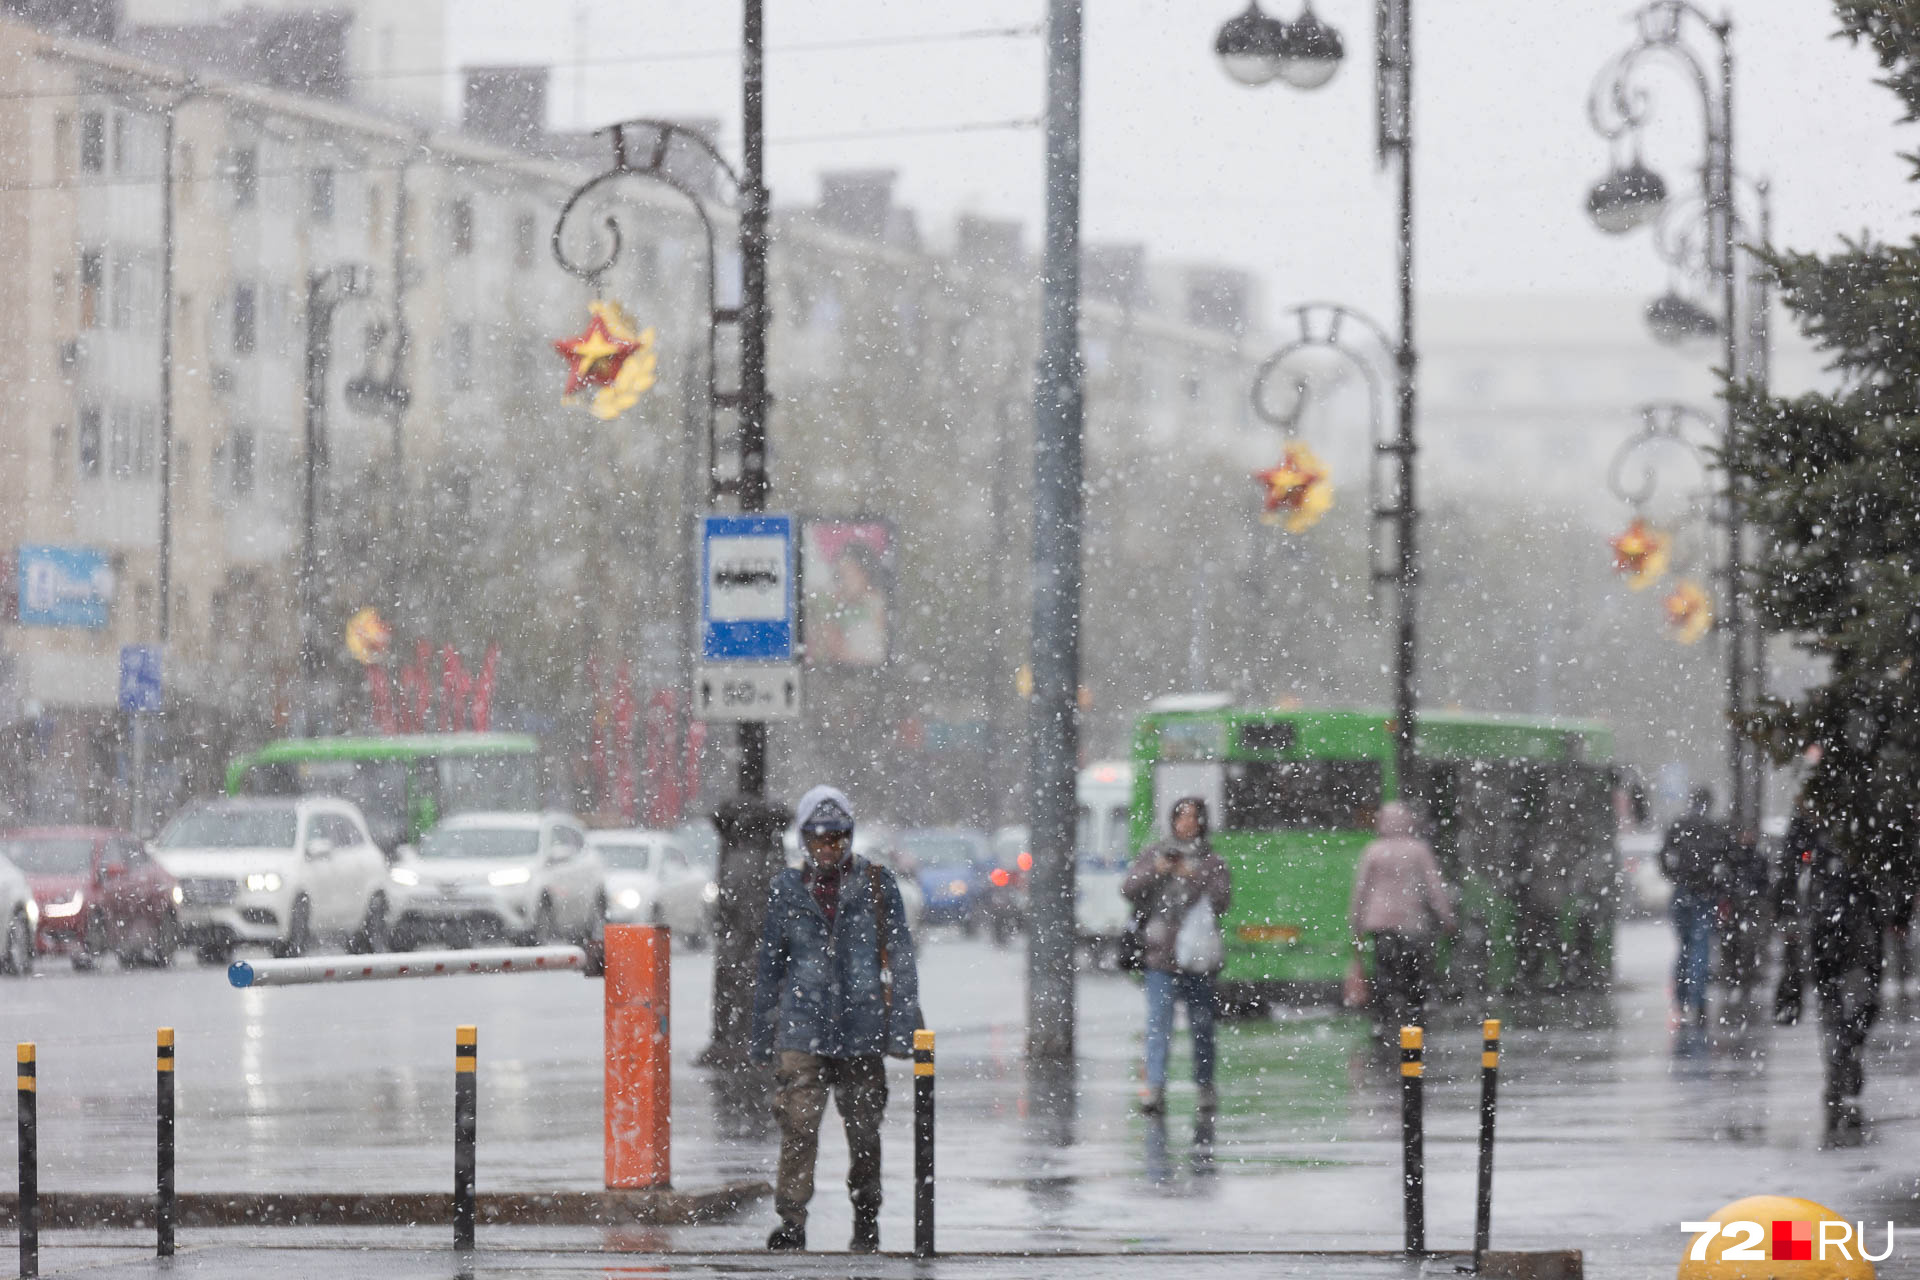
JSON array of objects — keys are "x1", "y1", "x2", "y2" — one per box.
[
  {"x1": 454, "y1": 1026, "x2": 477, "y2": 1252},
  {"x1": 1473, "y1": 1018, "x2": 1502, "y2": 1271},
  {"x1": 17, "y1": 1043, "x2": 37, "y2": 1280},
  {"x1": 1400, "y1": 1024, "x2": 1424, "y2": 1256},
  {"x1": 913, "y1": 1029, "x2": 935, "y2": 1258},
  {"x1": 157, "y1": 1028, "x2": 176, "y2": 1257}
]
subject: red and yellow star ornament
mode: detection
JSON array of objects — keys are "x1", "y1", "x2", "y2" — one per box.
[
  {"x1": 553, "y1": 301, "x2": 658, "y2": 420},
  {"x1": 1255, "y1": 441, "x2": 1333, "y2": 533},
  {"x1": 1609, "y1": 518, "x2": 1671, "y2": 590},
  {"x1": 1664, "y1": 579, "x2": 1712, "y2": 645}
]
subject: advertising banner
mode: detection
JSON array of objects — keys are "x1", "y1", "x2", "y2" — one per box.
[{"x1": 18, "y1": 545, "x2": 112, "y2": 629}]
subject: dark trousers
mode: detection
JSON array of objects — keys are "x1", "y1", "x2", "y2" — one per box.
[
  {"x1": 773, "y1": 1051, "x2": 887, "y2": 1225},
  {"x1": 1370, "y1": 931, "x2": 1432, "y2": 1032},
  {"x1": 1817, "y1": 960, "x2": 1881, "y2": 1109}
]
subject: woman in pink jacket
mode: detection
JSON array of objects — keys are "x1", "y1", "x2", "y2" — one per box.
[{"x1": 1349, "y1": 802, "x2": 1455, "y2": 1032}]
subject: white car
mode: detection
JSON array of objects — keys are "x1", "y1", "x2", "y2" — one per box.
[
  {"x1": 0, "y1": 851, "x2": 37, "y2": 976},
  {"x1": 589, "y1": 829, "x2": 716, "y2": 945},
  {"x1": 388, "y1": 812, "x2": 604, "y2": 949},
  {"x1": 153, "y1": 797, "x2": 390, "y2": 964}
]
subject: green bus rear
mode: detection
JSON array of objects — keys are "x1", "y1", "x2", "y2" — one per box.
[
  {"x1": 224, "y1": 733, "x2": 542, "y2": 852},
  {"x1": 1129, "y1": 703, "x2": 1617, "y2": 1004}
]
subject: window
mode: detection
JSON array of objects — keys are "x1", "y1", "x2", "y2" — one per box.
[
  {"x1": 513, "y1": 212, "x2": 536, "y2": 269},
  {"x1": 109, "y1": 253, "x2": 131, "y2": 329},
  {"x1": 230, "y1": 145, "x2": 257, "y2": 208},
  {"x1": 78, "y1": 248, "x2": 103, "y2": 328},
  {"x1": 77, "y1": 406, "x2": 101, "y2": 477},
  {"x1": 108, "y1": 403, "x2": 132, "y2": 478},
  {"x1": 1222, "y1": 759, "x2": 1383, "y2": 832},
  {"x1": 1238, "y1": 722, "x2": 1297, "y2": 755},
  {"x1": 450, "y1": 324, "x2": 472, "y2": 392},
  {"x1": 308, "y1": 167, "x2": 334, "y2": 224},
  {"x1": 228, "y1": 427, "x2": 254, "y2": 495},
  {"x1": 313, "y1": 814, "x2": 362, "y2": 848},
  {"x1": 449, "y1": 197, "x2": 473, "y2": 256},
  {"x1": 133, "y1": 405, "x2": 156, "y2": 477},
  {"x1": 110, "y1": 111, "x2": 127, "y2": 174},
  {"x1": 231, "y1": 283, "x2": 256, "y2": 355},
  {"x1": 53, "y1": 114, "x2": 72, "y2": 177},
  {"x1": 79, "y1": 111, "x2": 104, "y2": 173}
]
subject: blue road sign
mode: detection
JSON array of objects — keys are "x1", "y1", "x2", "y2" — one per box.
[
  {"x1": 699, "y1": 514, "x2": 795, "y2": 662},
  {"x1": 18, "y1": 545, "x2": 112, "y2": 628},
  {"x1": 119, "y1": 645, "x2": 163, "y2": 713}
]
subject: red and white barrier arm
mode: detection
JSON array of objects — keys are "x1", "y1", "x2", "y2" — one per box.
[{"x1": 228, "y1": 946, "x2": 588, "y2": 989}]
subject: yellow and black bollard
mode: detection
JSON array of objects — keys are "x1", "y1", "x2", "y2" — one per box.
[
  {"x1": 1399, "y1": 1025, "x2": 1424, "y2": 1256},
  {"x1": 913, "y1": 1028, "x2": 935, "y2": 1258},
  {"x1": 454, "y1": 1025, "x2": 477, "y2": 1252},
  {"x1": 157, "y1": 1028, "x2": 176, "y2": 1258},
  {"x1": 17, "y1": 1042, "x2": 37, "y2": 1279},
  {"x1": 1473, "y1": 1018, "x2": 1502, "y2": 1271}
]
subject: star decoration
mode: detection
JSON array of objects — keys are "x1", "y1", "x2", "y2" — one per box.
[
  {"x1": 1609, "y1": 518, "x2": 1671, "y2": 590},
  {"x1": 1664, "y1": 579, "x2": 1712, "y2": 645},
  {"x1": 1255, "y1": 441, "x2": 1333, "y2": 533},
  {"x1": 554, "y1": 301, "x2": 659, "y2": 419}
]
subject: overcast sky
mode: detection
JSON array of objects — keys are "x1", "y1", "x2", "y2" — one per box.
[{"x1": 449, "y1": 0, "x2": 1916, "y2": 329}]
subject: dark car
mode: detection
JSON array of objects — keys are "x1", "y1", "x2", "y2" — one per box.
[
  {"x1": 2, "y1": 827, "x2": 182, "y2": 970},
  {"x1": 902, "y1": 828, "x2": 1011, "y2": 938}
]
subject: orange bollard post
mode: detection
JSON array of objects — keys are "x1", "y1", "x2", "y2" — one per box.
[{"x1": 604, "y1": 923, "x2": 671, "y2": 1189}]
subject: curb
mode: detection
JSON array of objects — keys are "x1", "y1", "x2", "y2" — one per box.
[{"x1": 0, "y1": 1181, "x2": 769, "y2": 1228}]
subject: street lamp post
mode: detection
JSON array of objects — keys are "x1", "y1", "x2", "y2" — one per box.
[
  {"x1": 551, "y1": 13, "x2": 776, "y2": 1072},
  {"x1": 299, "y1": 264, "x2": 371, "y2": 732},
  {"x1": 1587, "y1": 0, "x2": 1765, "y2": 839},
  {"x1": 1214, "y1": 1, "x2": 1421, "y2": 798}
]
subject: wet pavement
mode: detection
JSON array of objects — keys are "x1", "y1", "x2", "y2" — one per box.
[{"x1": 3, "y1": 921, "x2": 1920, "y2": 1276}]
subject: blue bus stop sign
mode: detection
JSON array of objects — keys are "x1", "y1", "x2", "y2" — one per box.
[
  {"x1": 119, "y1": 645, "x2": 163, "y2": 713},
  {"x1": 699, "y1": 514, "x2": 795, "y2": 662}
]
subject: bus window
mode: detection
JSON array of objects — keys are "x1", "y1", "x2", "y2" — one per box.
[
  {"x1": 438, "y1": 752, "x2": 540, "y2": 818},
  {"x1": 1106, "y1": 805, "x2": 1130, "y2": 860},
  {"x1": 1223, "y1": 760, "x2": 1382, "y2": 832},
  {"x1": 291, "y1": 759, "x2": 408, "y2": 852},
  {"x1": 1075, "y1": 804, "x2": 1093, "y2": 855}
]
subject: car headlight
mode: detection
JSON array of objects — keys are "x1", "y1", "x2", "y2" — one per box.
[
  {"x1": 948, "y1": 879, "x2": 968, "y2": 896},
  {"x1": 170, "y1": 885, "x2": 184, "y2": 905},
  {"x1": 24, "y1": 899, "x2": 37, "y2": 927},
  {"x1": 41, "y1": 892, "x2": 84, "y2": 919},
  {"x1": 615, "y1": 889, "x2": 642, "y2": 911},
  {"x1": 244, "y1": 872, "x2": 283, "y2": 893},
  {"x1": 701, "y1": 882, "x2": 719, "y2": 904},
  {"x1": 487, "y1": 866, "x2": 531, "y2": 887},
  {"x1": 389, "y1": 867, "x2": 421, "y2": 887}
]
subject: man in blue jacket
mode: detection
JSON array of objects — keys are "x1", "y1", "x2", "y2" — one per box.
[{"x1": 753, "y1": 785, "x2": 919, "y2": 1253}]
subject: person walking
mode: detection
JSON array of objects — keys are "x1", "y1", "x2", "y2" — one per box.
[
  {"x1": 1774, "y1": 801, "x2": 1894, "y2": 1143},
  {"x1": 1659, "y1": 787, "x2": 1732, "y2": 1028},
  {"x1": 1348, "y1": 802, "x2": 1455, "y2": 1034},
  {"x1": 752, "y1": 786, "x2": 920, "y2": 1253},
  {"x1": 1122, "y1": 796, "x2": 1231, "y2": 1117}
]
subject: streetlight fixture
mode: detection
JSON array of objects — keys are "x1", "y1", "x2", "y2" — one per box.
[
  {"x1": 1213, "y1": 0, "x2": 1421, "y2": 808},
  {"x1": 1214, "y1": 2, "x2": 1346, "y2": 89},
  {"x1": 1585, "y1": 158, "x2": 1668, "y2": 235},
  {"x1": 1587, "y1": 0, "x2": 1767, "y2": 840}
]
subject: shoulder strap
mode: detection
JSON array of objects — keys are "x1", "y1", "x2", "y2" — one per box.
[{"x1": 868, "y1": 863, "x2": 893, "y2": 1011}]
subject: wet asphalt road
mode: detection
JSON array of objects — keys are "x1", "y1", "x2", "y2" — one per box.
[{"x1": 3, "y1": 919, "x2": 1920, "y2": 1276}]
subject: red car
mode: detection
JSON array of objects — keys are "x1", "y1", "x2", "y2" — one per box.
[{"x1": 1, "y1": 827, "x2": 183, "y2": 969}]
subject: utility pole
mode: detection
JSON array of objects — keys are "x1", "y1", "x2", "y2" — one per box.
[{"x1": 1028, "y1": 0, "x2": 1083, "y2": 1066}]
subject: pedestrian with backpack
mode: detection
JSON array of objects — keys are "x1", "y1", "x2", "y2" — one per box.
[
  {"x1": 1122, "y1": 796, "x2": 1231, "y2": 1117},
  {"x1": 1659, "y1": 786, "x2": 1732, "y2": 1029},
  {"x1": 752, "y1": 786, "x2": 920, "y2": 1253}
]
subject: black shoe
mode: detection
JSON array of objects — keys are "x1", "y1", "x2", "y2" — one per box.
[
  {"x1": 850, "y1": 1213, "x2": 880, "y2": 1254},
  {"x1": 767, "y1": 1220, "x2": 806, "y2": 1251},
  {"x1": 1138, "y1": 1089, "x2": 1165, "y2": 1116}
]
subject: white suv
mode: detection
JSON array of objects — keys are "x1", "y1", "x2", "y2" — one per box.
[
  {"x1": 152, "y1": 797, "x2": 391, "y2": 964},
  {"x1": 387, "y1": 812, "x2": 605, "y2": 950}
]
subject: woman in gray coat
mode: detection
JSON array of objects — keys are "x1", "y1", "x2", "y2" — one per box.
[{"x1": 1122, "y1": 796, "x2": 1231, "y2": 1116}]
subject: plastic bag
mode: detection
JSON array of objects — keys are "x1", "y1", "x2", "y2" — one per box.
[
  {"x1": 1343, "y1": 956, "x2": 1370, "y2": 1009},
  {"x1": 1173, "y1": 898, "x2": 1223, "y2": 973}
]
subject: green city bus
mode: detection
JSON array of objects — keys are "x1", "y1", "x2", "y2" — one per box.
[
  {"x1": 1130, "y1": 697, "x2": 1618, "y2": 1009},
  {"x1": 225, "y1": 733, "x2": 542, "y2": 852}
]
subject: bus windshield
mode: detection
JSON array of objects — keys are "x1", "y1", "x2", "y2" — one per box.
[{"x1": 1223, "y1": 760, "x2": 1382, "y2": 832}]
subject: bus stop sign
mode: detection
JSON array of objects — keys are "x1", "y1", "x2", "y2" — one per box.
[{"x1": 698, "y1": 514, "x2": 795, "y2": 662}]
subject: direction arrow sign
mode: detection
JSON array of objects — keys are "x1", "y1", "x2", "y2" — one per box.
[
  {"x1": 695, "y1": 664, "x2": 801, "y2": 722},
  {"x1": 699, "y1": 514, "x2": 795, "y2": 662}
]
